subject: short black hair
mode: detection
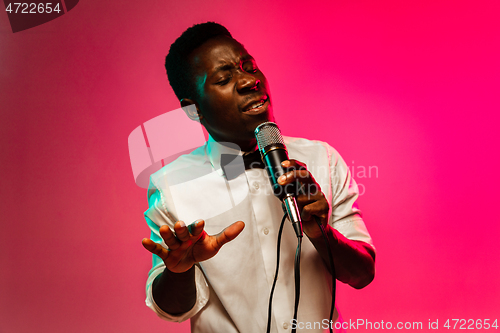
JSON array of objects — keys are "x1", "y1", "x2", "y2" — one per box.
[{"x1": 165, "y1": 22, "x2": 232, "y2": 101}]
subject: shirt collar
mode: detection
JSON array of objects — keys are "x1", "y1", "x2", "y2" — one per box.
[{"x1": 205, "y1": 135, "x2": 243, "y2": 176}]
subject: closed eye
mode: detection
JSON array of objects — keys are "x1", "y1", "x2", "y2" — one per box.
[
  {"x1": 216, "y1": 77, "x2": 231, "y2": 85},
  {"x1": 242, "y1": 59, "x2": 258, "y2": 74}
]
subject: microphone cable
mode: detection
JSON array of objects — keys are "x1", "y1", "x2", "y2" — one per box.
[
  {"x1": 266, "y1": 212, "x2": 287, "y2": 333},
  {"x1": 266, "y1": 214, "x2": 337, "y2": 333},
  {"x1": 315, "y1": 216, "x2": 336, "y2": 333},
  {"x1": 291, "y1": 234, "x2": 302, "y2": 333}
]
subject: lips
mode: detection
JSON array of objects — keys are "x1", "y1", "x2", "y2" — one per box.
[{"x1": 242, "y1": 95, "x2": 269, "y2": 113}]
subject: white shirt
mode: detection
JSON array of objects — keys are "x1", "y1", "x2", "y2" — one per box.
[{"x1": 144, "y1": 136, "x2": 374, "y2": 333}]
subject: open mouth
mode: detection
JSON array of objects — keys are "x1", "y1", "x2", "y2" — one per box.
[{"x1": 243, "y1": 96, "x2": 269, "y2": 114}]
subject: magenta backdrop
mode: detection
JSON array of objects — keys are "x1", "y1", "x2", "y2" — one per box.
[{"x1": 1, "y1": 1, "x2": 499, "y2": 332}]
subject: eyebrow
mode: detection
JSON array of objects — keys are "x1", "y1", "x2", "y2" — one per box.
[{"x1": 209, "y1": 54, "x2": 255, "y2": 79}]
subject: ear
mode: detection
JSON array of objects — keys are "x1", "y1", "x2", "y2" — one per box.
[{"x1": 181, "y1": 98, "x2": 203, "y2": 122}]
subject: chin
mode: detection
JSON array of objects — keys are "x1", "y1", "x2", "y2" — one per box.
[{"x1": 247, "y1": 118, "x2": 268, "y2": 134}]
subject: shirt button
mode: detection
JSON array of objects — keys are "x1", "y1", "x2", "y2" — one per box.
[
  {"x1": 283, "y1": 322, "x2": 289, "y2": 329},
  {"x1": 263, "y1": 228, "x2": 269, "y2": 235},
  {"x1": 253, "y1": 182, "x2": 260, "y2": 190}
]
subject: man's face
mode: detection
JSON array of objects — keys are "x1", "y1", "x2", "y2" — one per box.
[{"x1": 188, "y1": 35, "x2": 274, "y2": 151}]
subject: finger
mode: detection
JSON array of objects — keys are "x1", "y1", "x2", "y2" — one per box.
[
  {"x1": 281, "y1": 159, "x2": 306, "y2": 170},
  {"x1": 214, "y1": 221, "x2": 245, "y2": 250},
  {"x1": 174, "y1": 221, "x2": 191, "y2": 242},
  {"x1": 159, "y1": 225, "x2": 181, "y2": 250},
  {"x1": 142, "y1": 238, "x2": 170, "y2": 261},
  {"x1": 296, "y1": 182, "x2": 323, "y2": 203},
  {"x1": 278, "y1": 169, "x2": 311, "y2": 185},
  {"x1": 281, "y1": 160, "x2": 306, "y2": 184},
  {"x1": 281, "y1": 160, "x2": 317, "y2": 184},
  {"x1": 301, "y1": 200, "x2": 330, "y2": 223},
  {"x1": 187, "y1": 219, "x2": 205, "y2": 237}
]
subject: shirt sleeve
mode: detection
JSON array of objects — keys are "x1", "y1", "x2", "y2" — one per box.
[
  {"x1": 143, "y1": 181, "x2": 210, "y2": 322},
  {"x1": 326, "y1": 144, "x2": 375, "y2": 250}
]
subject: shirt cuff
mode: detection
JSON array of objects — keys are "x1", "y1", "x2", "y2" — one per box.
[{"x1": 145, "y1": 264, "x2": 210, "y2": 323}]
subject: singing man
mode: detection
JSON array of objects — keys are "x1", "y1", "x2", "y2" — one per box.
[{"x1": 141, "y1": 22, "x2": 375, "y2": 333}]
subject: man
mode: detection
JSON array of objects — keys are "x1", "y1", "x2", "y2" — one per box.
[{"x1": 142, "y1": 22, "x2": 375, "y2": 332}]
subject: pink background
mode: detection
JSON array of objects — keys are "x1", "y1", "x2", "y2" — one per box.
[{"x1": 1, "y1": 0, "x2": 499, "y2": 332}]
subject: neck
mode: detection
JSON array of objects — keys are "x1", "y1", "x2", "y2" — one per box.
[
  {"x1": 209, "y1": 135, "x2": 257, "y2": 154},
  {"x1": 240, "y1": 139, "x2": 258, "y2": 154}
]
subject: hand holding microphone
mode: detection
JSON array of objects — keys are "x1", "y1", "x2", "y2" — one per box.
[{"x1": 254, "y1": 122, "x2": 330, "y2": 239}]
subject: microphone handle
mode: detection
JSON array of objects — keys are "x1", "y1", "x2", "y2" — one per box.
[
  {"x1": 261, "y1": 147, "x2": 303, "y2": 238},
  {"x1": 261, "y1": 147, "x2": 289, "y2": 197}
]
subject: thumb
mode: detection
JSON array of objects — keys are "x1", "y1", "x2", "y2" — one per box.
[{"x1": 214, "y1": 221, "x2": 245, "y2": 250}]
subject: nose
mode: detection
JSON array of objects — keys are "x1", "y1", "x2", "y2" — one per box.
[{"x1": 237, "y1": 72, "x2": 260, "y2": 92}]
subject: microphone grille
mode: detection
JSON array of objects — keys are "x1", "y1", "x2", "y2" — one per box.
[{"x1": 254, "y1": 122, "x2": 284, "y2": 150}]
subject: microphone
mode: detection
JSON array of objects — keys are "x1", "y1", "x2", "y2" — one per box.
[{"x1": 254, "y1": 122, "x2": 303, "y2": 238}]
